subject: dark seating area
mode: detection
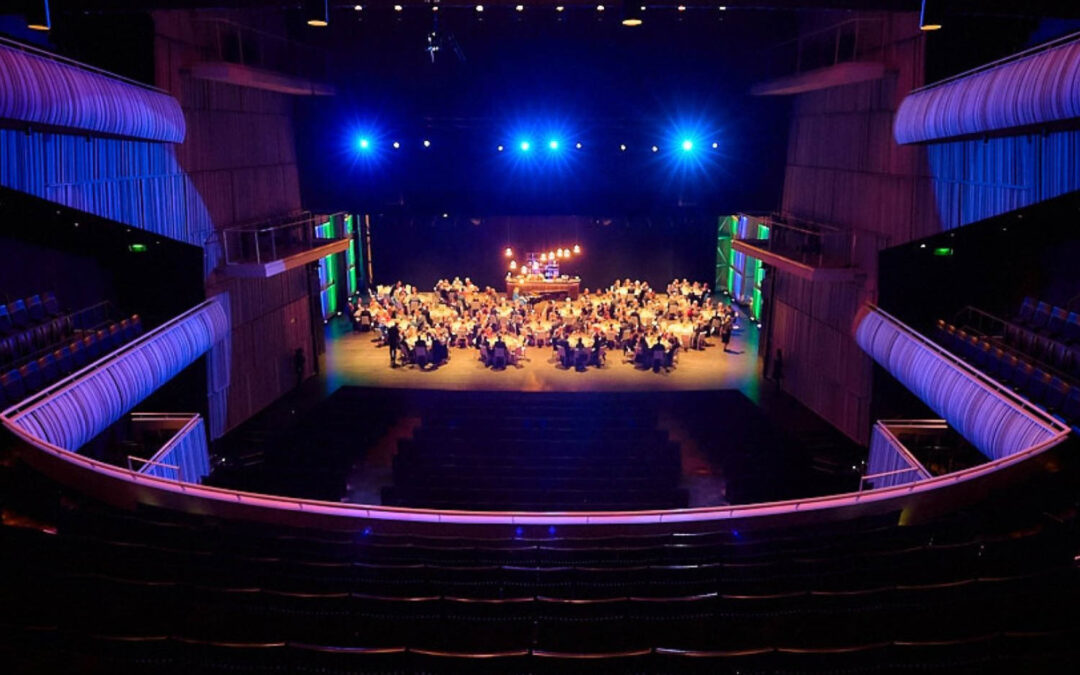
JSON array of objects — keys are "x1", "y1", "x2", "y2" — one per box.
[
  {"x1": 209, "y1": 388, "x2": 398, "y2": 502},
  {"x1": 0, "y1": 296, "x2": 144, "y2": 409},
  {"x1": 934, "y1": 297, "x2": 1080, "y2": 425},
  {"x1": 382, "y1": 394, "x2": 688, "y2": 511},
  {"x1": 1, "y1": 453, "x2": 1078, "y2": 674}
]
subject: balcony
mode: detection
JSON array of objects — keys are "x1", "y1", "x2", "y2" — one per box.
[
  {"x1": 124, "y1": 412, "x2": 210, "y2": 484},
  {"x1": 752, "y1": 17, "x2": 891, "y2": 97},
  {"x1": 221, "y1": 212, "x2": 350, "y2": 279},
  {"x1": 187, "y1": 19, "x2": 334, "y2": 96},
  {"x1": 731, "y1": 214, "x2": 860, "y2": 282}
]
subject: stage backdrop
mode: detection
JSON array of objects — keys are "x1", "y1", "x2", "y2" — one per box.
[{"x1": 369, "y1": 214, "x2": 717, "y2": 293}]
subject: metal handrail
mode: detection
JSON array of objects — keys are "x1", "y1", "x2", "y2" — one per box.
[
  {"x1": 0, "y1": 299, "x2": 217, "y2": 418},
  {"x1": 192, "y1": 17, "x2": 329, "y2": 80},
  {"x1": 126, "y1": 454, "x2": 182, "y2": 481},
  {"x1": 869, "y1": 305, "x2": 1067, "y2": 433},
  {"x1": 222, "y1": 212, "x2": 346, "y2": 265},
  {"x1": 0, "y1": 35, "x2": 167, "y2": 94},
  {"x1": 911, "y1": 29, "x2": 1080, "y2": 94}
]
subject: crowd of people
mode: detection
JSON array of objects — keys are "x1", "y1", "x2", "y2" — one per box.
[{"x1": 348, "y1": 277, "x2": 738, "y2": 373}]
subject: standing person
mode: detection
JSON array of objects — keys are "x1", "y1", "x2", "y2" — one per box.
[
  {"x1": 720, "y1": 316, "x2": 734, "y2": 353},
  {"x1": 387, "y1": 321, "x2": 401, "y2": 368},
  {"x1": 292, "y1": 347, "x2": 305, "y2": 390}
]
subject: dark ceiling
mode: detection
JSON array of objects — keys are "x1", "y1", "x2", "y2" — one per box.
[{"x1": 26, "y1": 1, "x2": 1080, "y2": 19}]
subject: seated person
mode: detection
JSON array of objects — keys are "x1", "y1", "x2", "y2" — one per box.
[{"x1": 573, "y1": 337, "x2": 589, "y2": 372}]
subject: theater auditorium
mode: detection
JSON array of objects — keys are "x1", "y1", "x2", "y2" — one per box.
[{"x1": 1, "y1": 1, "x2": 1079, "y2": 672}]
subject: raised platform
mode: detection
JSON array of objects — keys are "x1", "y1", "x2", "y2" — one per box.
[{"x1": 506, "y1": 277, "x2": 581, "y2": 299}]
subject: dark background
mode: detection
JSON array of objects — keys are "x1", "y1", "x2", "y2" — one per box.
[
  {"x1": 295, "y1": 10, "x2": 793, "y2": 215},
  {"x1": 369, "y1": 212, "x2": 718, "y2": 290},
  {"x1": 878, "y1": 191, "x2": 1080, "y2": 335},
  {"x1": 0, "y1": 188, "x2": 204, "y2": 327}
]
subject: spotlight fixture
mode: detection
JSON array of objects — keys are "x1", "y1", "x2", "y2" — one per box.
[
  {"x1": 619, "y1": 144, "x2": 627, "y2": 151},
  {"x1": 622, "y1": 4, "x2": 643, "y2": 26},
  {"x1": 556, "y1": 6, "x2": 565, "y2": 12},
  {"x1": 509, "y1": 260, "x2": 517, "y2": 270},
  {"x1": 475, "y1": 4, "x2": 484, "y2": 12},
  {"x1": 423, "y1": 139, "x2": 431, "y2": 148},
  {"x1": 712, "y1": 141, "x2": 719, "y2": 149},
  {"x1": 357, "y1": 137, "x2": 370, "y2": 151},
  {"x1": 575, "y1": 142, "x2": 582, "y2": 149},
  {"x1": 548, "y1": 139, "x2": 559, "y2": 150},
  {"x1": 596, "y1": 4, "x2": 605, "y2": 12},
  {"x1": 303, "y1": 0, "x2": 328, "y2": 27},
  {"x1": 718, "y1": 5, "x2": 727, "y2": 10},
  {"x1": 573, "y1": 244, "x2": 581, "y2": 254},
  {"x1": 651, "y1": 145, "x2": 659, "y2": 152},
  {"x1": 919, "y1": 0, "x2": 942, "y2": 30},
  {"x1": 515, "y1": 4, "x2": 524, "y2": 11},
  {"x1": 353, "y1": 4, "x2": 362, "y2": 10},
  {"x1": 677, "y1": 5, "x2": 686, "y2": 12},
  {"x1": 432, "y1": 5, "x2": 438, "y2": 11},
  {"x1": 520, "y1": 140, "x2": 531, "y2": 152},
  {"x1": 505, "y1": 247, "x2": 513, "y2": 257},
  {"x1": 393, "y1": 4, "x2": 403, "y2": 12},
  {"x1": 681, "y1": 139, "x2": 693, "y2": 151},
  {"x1": 392, "y1": 141, "x2": 400, "y2": 149},
  {"x1": 497, "y1": 145, "x2": 504, "y2": 152}
]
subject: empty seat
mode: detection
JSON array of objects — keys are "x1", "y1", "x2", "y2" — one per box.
[
  {"x1": 26, "y1": 295, "x2": 45, "y2": 323},
  {"x1": 7, "y1": 300, "x2": 30, "y2": 328},
  {"x1": 0, "y1": 369, "x2": 25, "y2": 403},
  {"x1": 69, "y1": 341, "x2": 88, "y2": 370},
  {"x1": 1044, "y1": 307, "x2": 1069, "y2": 336},
  {"x1": 42, "y1": 292, "x2": 60, "y2": 317},
  {"x1": 35, "y1": 354, "x2": 58, "y2": 388},
  {"x1": 1015, "y1": 296, "x2": 1037, "y2": 324},
  {"x1": 107, "y1": 324, "x2": 123, "y2": 350},
  {"x1": 1044, "y1": 377, "x2": 1070, "y2": 413},
  {"x1": 0, "y1": 305, "x2": 13, "y2": 334},
  {"x1": 1026, "y1": 370, "x2": 1053, "y2": 405},
  {"x1": 52, "y1": 347, "x2": 74, "y2": 377},
  {"x1": 18, "y1": 361, "x2": 43, "y2": 393},
  {"x1": 1062, "y1": 388, "x2": 1080, "y2": 423},
  {"x1": 1030, "y1": 302, "x2": 1052, "y2": 331}
]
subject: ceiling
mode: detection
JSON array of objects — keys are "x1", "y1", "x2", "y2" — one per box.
[{"x1": 27, "y1": 1, "x2": 1080, "y2": 20}]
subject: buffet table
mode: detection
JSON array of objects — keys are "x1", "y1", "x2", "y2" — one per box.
[{"x1": 507, "y1": 277, "x2": 581, "y2": 299}]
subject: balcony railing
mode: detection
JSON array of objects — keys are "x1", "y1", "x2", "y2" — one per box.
[
  {"x1": 736, "y1": 214, "x2": 855, "y2": 270},
  {"x1": 193, "y1": 18, "x2": 329, "y2": 84},
  {"x1": 759, "y1": 16, "x2": 887, "y2": 82},
  {"x1": 125, "y1": 412, "x2": 209, "y2": 483},
  {"x1": 223, "y1": 212, "x2": 345, "y2": 266}
]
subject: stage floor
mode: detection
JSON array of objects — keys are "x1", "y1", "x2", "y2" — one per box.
[{"x1": 324, "y1": 319, "x2": 763, "y2": 395}]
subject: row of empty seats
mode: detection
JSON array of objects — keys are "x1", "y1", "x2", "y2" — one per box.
[
  {"x1": 0, "y1": 438, "x2": 1076, "y2": 672},
  {"x1": 0, "y1": 291, "x2": 76, "y2": 366},
  {"x1": 383, "y1": 394, "x2": 687, "y2": 511},
  {"x1": 936, "y1": 321, "x2": 1080, "y2": 423},
  {"x1": 0, "y1": 315, "x2": 142, "y2": 409}
]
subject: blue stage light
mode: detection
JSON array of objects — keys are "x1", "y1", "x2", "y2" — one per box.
[
  {"x1": 519, "y1": 140, "x2": 531, "y2": 152},
  {"x1": 548, "y1": 139, "x2": 559, "y2": 150},
  {"x1": 357, "y1": 137, "x2": 370, "y2": 151},
  {"x1": 682, "y1": 139, "x2": 694, "y2": 152}
]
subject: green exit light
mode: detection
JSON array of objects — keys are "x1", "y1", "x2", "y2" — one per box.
[
  {"x1": 932, "y1": 247, "x2": 954, "y2": 257},
  {"x1": 128, "y1": 243, "x2": 148, "y2": 253}
]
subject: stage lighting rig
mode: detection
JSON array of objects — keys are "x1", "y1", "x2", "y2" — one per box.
[{"x1": 426, "y1": 13, "x2": 465, "y2": 64}]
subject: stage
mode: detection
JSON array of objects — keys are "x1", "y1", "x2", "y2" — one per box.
[{"x1": 323, "y1": 318, "x2": 763, "y2": 395}]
